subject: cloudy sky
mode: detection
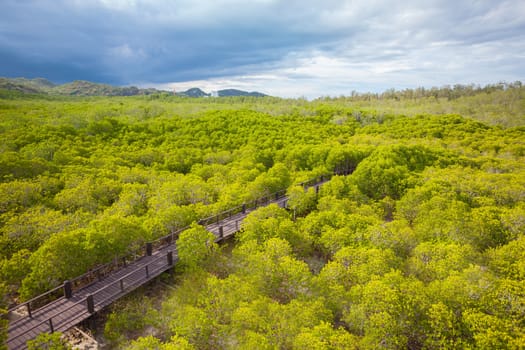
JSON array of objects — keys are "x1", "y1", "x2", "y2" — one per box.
[{"x1": 1, "y1": 0, "x2": 524, "y2": 98}]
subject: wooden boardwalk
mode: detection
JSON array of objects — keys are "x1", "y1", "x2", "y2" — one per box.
[
  {"x1": 6, "y1": 175, "x2": 333, "y2": 349},
  {"x1": 7, "y1": 246, "x2": 176, "y2": 350}
]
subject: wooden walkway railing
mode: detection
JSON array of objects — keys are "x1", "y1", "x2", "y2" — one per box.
[{"x1": 6, "y1": 171, "x2": 345, "y2": 349}]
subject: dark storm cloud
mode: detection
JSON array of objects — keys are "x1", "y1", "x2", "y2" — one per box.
[{"x1": 0, "y1": 0, "x2": 341, "y2": 83}]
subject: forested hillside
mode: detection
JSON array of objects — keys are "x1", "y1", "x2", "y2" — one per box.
[
  {"x1": 0, "y1": 78, "x2": 165, "y2": 97},
  {"x1": 1, "y1": 87, "x2": 524, "y2": 349}
]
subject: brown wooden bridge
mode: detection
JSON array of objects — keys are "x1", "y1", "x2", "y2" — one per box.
[{"x1": 6, "y1": 173, "x2": 342, "y2": 349}]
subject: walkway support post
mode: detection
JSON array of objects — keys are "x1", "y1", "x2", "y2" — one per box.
[
  {"x1": 87, "y1": 294, "x2": 95, "y2": 314},
  {"x1": 146, "y1": 242, "x2": 152, "y2": 256},
  {"x1": 64, "y1": 280, "x2": 72, "y2": 299},
  {"x1": 219, "y1": 226, "x2": 223, "y2": 239},
  {"x1": 167, "y1": 251, "x2": 174, "y2": 275}
]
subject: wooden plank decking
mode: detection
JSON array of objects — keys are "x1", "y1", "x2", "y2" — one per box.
[
  {"x1": 6, "y1": 175, "x2": 331, "y2": 349},
  {"x1": 7, "y1": 246, "x2": 176, "y2": 350}
]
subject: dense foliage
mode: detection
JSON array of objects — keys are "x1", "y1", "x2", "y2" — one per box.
[{"x1": 1, "y1": 88, "x2": 524, "y2": 348}]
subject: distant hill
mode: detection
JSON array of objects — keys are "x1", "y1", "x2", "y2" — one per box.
[
  {"x1": 176, "y1": 87, "x2": 268, "y2": 98},
  {"x1": 176, "y1": 87, "x2": 210, "y2": 97},
  {"x1": 217, "y1": 89, "x2": 266, "y2": 97},
  {"x1": 0, "y1": 78, "x2": 169, "y2": 96},
  {"x1": 51, "y1": 80, "x2": 163, "y2": 96},
  {"x1": 0, "y1": 77, "x2": 56, "y2": 94}
]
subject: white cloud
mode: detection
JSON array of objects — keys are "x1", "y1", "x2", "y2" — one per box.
[
  {"x1": 155, "y1": 26, "x2": 525, "y2": 99},
  {"x1": 110, "y1": 44, "x2": 132, "y2": 59},
  {"x1": 96, "y1": 0, "x2": 138, "y2": 11},
  {"x1": 108, "y1": 44, "x2": 147, "y2": 60}
]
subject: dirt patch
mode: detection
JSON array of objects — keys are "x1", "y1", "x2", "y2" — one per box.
[{"x1": 63, "y1": 327, "x2": 99, "y2": 349}]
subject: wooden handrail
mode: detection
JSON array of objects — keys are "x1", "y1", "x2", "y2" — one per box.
[
  {"x1": 91, "y1": 253, "x2": 168, "y2": 303},
  {"x1": 9, "y1": 296, "x2": 87, "y2": 343},
  {"x1": 8, "y1": 284, "x2": 64, "y2": 324}
]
